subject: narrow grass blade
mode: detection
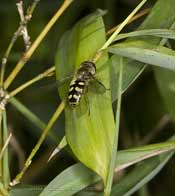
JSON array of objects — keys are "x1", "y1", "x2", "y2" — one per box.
[
  {"x1": 48, "y1": 136, "x2": 67, "y2": 162},
  {"x1": 76, "y1": 151, "x2": 174, "y2": 196},
  {"x1": 39, "y1": 164, "x2": 99, "y2": 196},
  {"x1": 111, "y1": 151, "x2": 174, "y2": 196},
  {"x1": 114, "y1": 29, "x2": 175, "y2": 42},
  {"x1": 104, "y1": 57, "x2": 123, "y2": 195},
  {"x1": 9, "y1": 97, "x2": 58, "y2": 143},
  {"x1": 55, "y1": 11, "x2": 115, "y2": 184},
  {"x1": 109, "y1": 0, "x2": 175, "y2": 102},
  {"x1": 108, "y1": 40, "x2": 175, "y2": 70},
  {"x1": 39, "y1": 140, "x2": 175, "y2": 196}
]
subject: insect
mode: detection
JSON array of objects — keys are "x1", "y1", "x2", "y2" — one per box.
[
  {"x1": 35, "y1": 60, "x2": 106, "y2": 107},
  {"x1": 67, "y1": 60, "x2": 106, "y2": 106}
]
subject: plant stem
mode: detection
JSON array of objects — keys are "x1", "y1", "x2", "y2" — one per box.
[
  {"x1": 9, "y1": 97, "x2": 58, "y2": 142},
  {"x1": 103, "y1": 57, "x2": 123, "y2": 196},
  {"x1": 0, "y1": 0, "x2": 40, "y2": 86},
  {"x1": 0, "y1": 134, "x2": 12, "y2": 160},
  {"x1": 106, "y1": 8, "x2": 150, "y2": 36},
  {"x1": 9, "y1": 66, "x2": 55, "y2": 97},
  {"x1": 10, "y1": 100, "x2": 66, "y2": 186},
  {"x1": 4, "y1": 0, "x2": 74, "y2": 90},
  {"x1": 2, "y1": 111, "x2": 10, "y2": 189},
  {"x1": 26, "y1": 0, "x2": 41, "y2": 19},
  {"x1": 93, "y1": 0, "x2": 147, "y2": 63},
  {"x1": 0, "y1": 181, "x2": 8, "y2": 196}
]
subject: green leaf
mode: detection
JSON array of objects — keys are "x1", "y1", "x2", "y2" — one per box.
[
  {"x1": 55, "y1": 11, "x2": 115, "y2": 184},
  {"x1": 108, "y1": 40, "x2": 175, "y2": 70},
  {"x1": 154, "y1": 68, "x2": 175, "y2": 119},
  {"x1": 110, "y1": 55, "x2": 146, "y2": 102},
  {"x1": 76, "y1": 151, "x2": 174, "y2": 196},
  {"x1": 111, "y1": 151, "x2": 174, "y2": 196},
  {"x1": 110, "y1": 0, "x2": 175, "y2": 102},
  {"x1": 39, "y1": 164, "x2": 98, "y2": 196},
  {"x1": 114, "y1": 29, "x2": 175, "y2": 42},
  {"x1": 10, "y1": 186, "x2": 43, "y2": 196},
  {"x1": 104, "y1": 57, "x2": 123, "y2": 195},
  {"x1": 115, "y1": 141, "x2": 175, "y2": 171},
  {"x1": 39, "y1": 140, "x2": 175, "y2": 196}
]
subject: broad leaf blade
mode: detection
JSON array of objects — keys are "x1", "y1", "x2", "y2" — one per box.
[{"x1": 55, "y1": 11, "x2": 115, "y2": 184}]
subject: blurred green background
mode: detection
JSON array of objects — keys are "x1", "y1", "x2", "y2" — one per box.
[{"x1": 1, "y1": 0, "x2": 174, "y2": 195}]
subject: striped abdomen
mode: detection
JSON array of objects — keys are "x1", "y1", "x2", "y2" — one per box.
[{"x1": 68, "y1": 79, "x2": 86, "y2": 106}]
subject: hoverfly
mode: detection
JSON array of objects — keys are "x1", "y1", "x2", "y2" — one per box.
[
  {"x1": 57, "y1": 60, "x2": 107, "y2": 107},
  {"x1": 68, "y1": 61, "x2": 96, "y2": 106},
  {"x1": 34, "y1": 60, "x2": 107, "y2": 108}
]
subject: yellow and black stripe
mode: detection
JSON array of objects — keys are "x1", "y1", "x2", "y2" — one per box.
[{"x1": 68, "y1": 80, "x2": 85, "y2": 106}]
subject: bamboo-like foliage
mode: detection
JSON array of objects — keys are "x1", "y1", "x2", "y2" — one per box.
[{"x1": 0, "y1": 0, "x2": 174, "y2": 196}]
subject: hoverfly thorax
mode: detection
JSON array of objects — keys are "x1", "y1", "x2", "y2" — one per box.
[{"x1": 76, "y1": 61, "x2": 96, "y2": 80}]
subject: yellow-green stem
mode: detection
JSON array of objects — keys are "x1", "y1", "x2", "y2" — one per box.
[
  {"x1": 10, "y1": 66, "x2": 55, "y2": 97},
  {"x1": 2, "y1": 111, "x2": 10, "y2": 189},
  {"x1": 93, "y1": 0, "x2": 147, "y2": 63},
  {"x1": 4, "y1": 0, "x2": 74, "y2": 90},
  {"x1": 11, "y1": 100, "x2": 66, "y2": 186},
  {"x1": 107, "y1": 8, "x2": 150, "y2": 36}
]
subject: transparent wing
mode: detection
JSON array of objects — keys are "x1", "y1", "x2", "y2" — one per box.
[
  {"x1": 28, "y1": 74, "x2": 73, "y2": 96},
  {"x1": 55, "y1": 74, "x2": 74, "y2": 87},
  {"x1": 88, "y1": 76, "x2": 108, "y2": 94}
]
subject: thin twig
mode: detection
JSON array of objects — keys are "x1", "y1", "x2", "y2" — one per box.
[
  {"x1": 93, "y1": 0, "x2": 148, "y2": 64},
  {"x1": 9, "y1": 131, "x2": 25, "y2": 170},
  {"x1": 10, "y1": 100, "x2": 66, "y2": 186},
  {"x1": 26, "y1": 0, "x2": 41, "y2": 21},
  {"x1": 107, "y1": 8, "x2": 150, "y2": 36},
  {"x1": 0, "y1": 0, "x2": 40, "y2": 86},
  {"x1": 9, "y1": 66, "x2": 55, "y2": 97},
  {"x1": 0, "y1": 134, "x2": 12, "y2": 161},
  {"x1": 16, "y1": 1, "x2": 31, "y2": 50},
  {"x1": 5, "y1": 2, "x2": 147, "y2": 104},
  {"x1": 4, "y1": 0, "x2": 74, "y2": 90},
  {"x1": 7, "y1": 8, "x2": 149, "y2": 98}
]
